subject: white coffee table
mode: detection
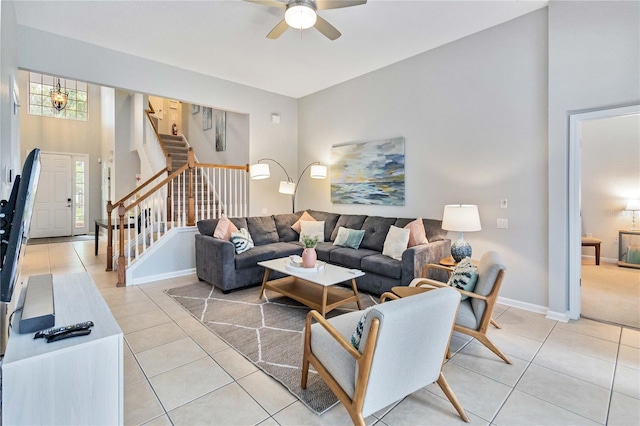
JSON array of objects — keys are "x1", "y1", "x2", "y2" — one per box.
[{"x1": 258, "y1": 258, "x2": 365, "y2": 317}]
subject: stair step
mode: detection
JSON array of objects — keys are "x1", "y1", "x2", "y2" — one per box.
[{"x1": 160, "y1": 134, "x2": 183, "y2": 141}]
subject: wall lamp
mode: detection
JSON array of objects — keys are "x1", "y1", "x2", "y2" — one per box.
[{"x1": 249, "y1": 158, "x2": 327, "y2": 213}]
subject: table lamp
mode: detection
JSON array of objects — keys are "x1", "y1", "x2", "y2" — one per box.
[
  {"x1": 626, "y1": 198, "x2": 640, "y2": 231},
  {"x1": 442, "y1": 204, "x2": 482, "y2": 262}
]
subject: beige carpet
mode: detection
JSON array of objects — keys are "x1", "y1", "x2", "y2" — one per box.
[{"x1": 581, "y1": 259, "x2": 640, "y2": 329}]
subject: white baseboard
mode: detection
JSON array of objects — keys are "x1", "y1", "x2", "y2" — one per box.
[
  {"x1": 546, "y1": 310, "x2": 571, "y2": 323},
  {"x1": 128, "y1": 268, "x2": 196, "y2": 286},
  {"x1": 497, "y1": 296, "x2": 548, "y2": 315}
]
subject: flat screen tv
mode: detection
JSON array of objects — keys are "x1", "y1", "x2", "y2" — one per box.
[{"x1": 0, "y1": 148, "x2": 41, "y2": 303}]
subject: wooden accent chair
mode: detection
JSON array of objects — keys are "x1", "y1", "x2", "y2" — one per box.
[
  {"x1": 410, "y1": 251, "x2": 511, "y2": 364},
  {"x1": 301, "y1": 287, "x2": 469, "y2": 425},
  {"x1": 581, "y1": 237, "x2": 601, "y2": 265}
]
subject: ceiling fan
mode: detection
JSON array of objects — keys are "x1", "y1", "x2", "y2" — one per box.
[{"x1": 246, "y1": 0, "x2": 367, "y2": 40}]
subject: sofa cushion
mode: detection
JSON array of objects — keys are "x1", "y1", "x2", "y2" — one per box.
[
  {"x1": 230, "y1": 228, "x2": 254, "y2": 254},
  {"x1": 300, "y1": 221, "x2": 325, "y2": 245},
  {"x1": 330, "y1": 214, "x2": 367, "y2": 241},
  {"x1": 330, "y1": 247, "x2": 379, "y2": 270},
  {"x1": 291, "y1": 211, "x2": 316, "y2": 233},
  {"x1": 230, "y1": 217, "x2": 248, "y2": 231},
  {"x1": 197, "y1": 219, "x2": 218, "y2": 236},
  {"x1": 213, "y1": 214, "x2": 238, "y2": 241},
  {"x1": 270, "y1": 242, "x2": 303, "y2": 258},
  {"x1": 234, "y1": 244, "x2": 275, "y2": 269},
  {"x1": 361, "y1": 254, "x2": 402, "y2": 279},
  {"x1": 308, "y1": 210, "x2": 340, "y2": 241},
  {"x1": 274, "y1": 212, "x2": 302, "y2": 242},
  {"x1": 359, "y1": 216, "x2": 396, "y2": 251},
  {"x1": 247, "y1": 216, "x2": 279, "y2": 246},
  {"x1": 315, "y1": 241, "x2": 341, "y2": 262},
  {"x1": 382, "y1": 225, "x2": 410, "y2": 261},
  {"x1": 404, "y1": 217, "x2": 429, "y2": 247},
  {"x1": 333, "y1": 227, "x2": 365, "y2": 249},
  {"x1": 395, "y1": 218, "x2": 446, "y2": 242}
]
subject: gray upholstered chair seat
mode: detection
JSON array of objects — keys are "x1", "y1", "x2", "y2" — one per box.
[
  {"x1": 302, "y1": 288, "x2": 469, "y2": 425},
  {"x1": 456, "y1": 300, "x2": 477, "y2": 329},
  {"x1": 314, "y1": 241, "x2": 342, "y2": 262}
]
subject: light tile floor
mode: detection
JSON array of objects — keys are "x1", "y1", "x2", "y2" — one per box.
[{"x1": 18, "y1": 240, "x2": 640, "y2": 425}]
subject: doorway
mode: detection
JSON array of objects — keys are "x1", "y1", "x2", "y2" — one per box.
[
  {"x1": 568, "y1": 104, "x2": 640, "y2": 325},
  {"x1": 31, "y1": 152, "x2": 89, "y2": 238}
]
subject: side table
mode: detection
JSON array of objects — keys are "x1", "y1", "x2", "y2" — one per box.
[{"x1": 618, "y1": 229, "x2": 640, "y2": 269}]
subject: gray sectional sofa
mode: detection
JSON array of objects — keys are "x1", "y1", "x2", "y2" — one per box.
[{"x1": 195, "y1": 210, "x2": 451, "y2": 295}]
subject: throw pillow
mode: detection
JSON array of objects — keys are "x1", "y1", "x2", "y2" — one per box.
[
  {"x1": 447, "y1": 257, "x2": 478, "y2": 300},
  {"x1": 404, "y1": 217, "x2": 429, "y2": 247},
  {"x1": 213, "y1": 214, "x2": 238, "y2": 241},
  {"x1": 291, "y1": 211, "x2": 316, "y2": 234},
  {"x1": 333, "y1": 227, "x2": 366, "y2": 249},
  {"x1": 230, "y1": 228, "x2": 254, "y2": 254},
  {"x1": 351, "y1": 308, "x2": 372, "y2": 350},
  {"x1": 299, "y1": 220, "x2": 325, "y2": 244},
  {"x1": 382, "y1": 225, "x2": 410, "y2": 261}
]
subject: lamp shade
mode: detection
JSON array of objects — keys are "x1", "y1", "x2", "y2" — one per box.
[
  {"x1": 285, "y1": 3, "x2": 317, "y2": 29},
  {"x1": 442, "y1": 204, "x2": 481, "y2": 232},
  {"x1": 625, "y1": 198, "x2": 640, "y2": 211},
  {"x1": 310, "y1": 164, "x2": 327, "y2": 179},
  {"x1": 249, "y1": 163, "x2": 270, "y2": 180},
  {"x1": 279, "y1": 181, "x2": 296, "y2": 195}
]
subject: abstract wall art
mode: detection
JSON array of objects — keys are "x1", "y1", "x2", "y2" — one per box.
[{"x1": 330, "y1": 137, "x2": 405, "y2": 205}]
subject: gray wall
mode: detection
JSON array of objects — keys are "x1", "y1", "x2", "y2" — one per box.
[
  {"x1": 182, "y1": 105, "x2": 249, "y2": 167},
  {"x1": 18, "y1": 70, "x2": 103, "y2": 231},
  {"x1": 298, "y1": 10, "x2": 549, "y2": 308},
  {"x1": 581, "y1": 114, "x2": 640, "y2": 261},
  {"x1": 15, "y1": 25, "x2": 298, "y2": 217},
  {"x1": 548, "y1": 1, "x2": 640, "y2": 316},
  {"x1": 113, "y1": 90, "x2": 140, "y2": 201}
]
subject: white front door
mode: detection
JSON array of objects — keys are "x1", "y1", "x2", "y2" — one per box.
[{"x1": 31, "y1": 153, "x2": 73, "y2": 238}]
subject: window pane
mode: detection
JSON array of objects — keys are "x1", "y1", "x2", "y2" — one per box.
[
  {"x1": 66, "y1": 111, "x2": 77, "y2": 119},
  {"x1": 77, "y1": 91, "x2": 87, "y2": 102},
  {"x1": 30, "y1": 72, "x2": 41, "y2": 82},
  {"x1": 67, "y1": 90, "x2": 77, "y2": 101},
  {"x1": 42, "y1": 75, "x2": 54, "y2": 85},
  {"x1": 43, "y1": 84, "x2": 53, "y2": 94},
  {"x1": 42, "y1": 107, "x2": 55, "y2": 117},
  {"x1": 77, "y1": 111, "x2": 87, "y2": 121},
  {"x1": 30, "y1": 94, "x2": 42, "y2": 106},
  {"x1": 77, "y1": 101, "x2": 87, "y2": 112},
  {"x1": 42, "y1": 96, "x2": 52, "y2": 108},
  {"x1": 30, "y1": 105, "x2": 42, "y2": 115},
  {"x1": 29, "y1": 82, "x2": 42, "y2": 95}
]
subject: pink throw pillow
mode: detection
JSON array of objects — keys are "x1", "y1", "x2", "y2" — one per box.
[
  {"x1": 291, "y1": 211, "x2": 316, "y2": 233},
  {"x1": 404, "y1": 217, "x2": 429, "y2": 247},
  {"x1": 213, "y1": 214, "x2": 238, "y2": 241}
]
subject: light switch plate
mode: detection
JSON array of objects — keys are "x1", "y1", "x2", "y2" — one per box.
[{"x1": 497, "y1": 218, "x2": 509, "y2": 229}]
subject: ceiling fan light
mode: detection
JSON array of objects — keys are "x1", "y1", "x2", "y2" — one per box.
[{"x1": 285, "y1": 4, "x2": 317, "y2": 30}]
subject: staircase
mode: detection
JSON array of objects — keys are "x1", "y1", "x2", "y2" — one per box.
[{"x1": 159, "y1": 134, "x2": 222, "y2": 220}]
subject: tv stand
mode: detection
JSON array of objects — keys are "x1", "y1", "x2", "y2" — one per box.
[{"x1": 2, "y1": 272, "x2": 123, "y2": 425}]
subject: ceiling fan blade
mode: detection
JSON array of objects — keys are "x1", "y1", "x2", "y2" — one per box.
[
  {"x1": 245, "y1": 0, "x2": 286, "y2": 8},
  {"x1": 314, "y1": 15, "x2": 341, "y2": 40},
  {"x1": 315, "y1": 0, "x2": 367, "y2": 10},
  {"x1": 267, "y1": 19, "x2": 290, "y2": 39}
]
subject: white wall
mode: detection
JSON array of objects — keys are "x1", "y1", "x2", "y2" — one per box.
[
  {"x1": 15, "y1": 25, "x2": 298, "y2": 216},
  {"x1": 0, "y1": 1, "x2": 19, "y2": 200},
  {"x1": 99, "y1": 86, "x2": 115, "y2": 217},
  {"x1": 581, "y1": 114, "x2": 640, "y2": 261},
  {"x1": 548, "y1": 1, "x2": 640, "y2": 316},
  {"x1": 113, "y1": 90, "x2": 140, "y2": 201},
  {"x1": 298, "y1": 10, "x2": 549, "y2": 308},
  {"x1": 18, "y1": 70, "x2": 104, "y2": 229}
]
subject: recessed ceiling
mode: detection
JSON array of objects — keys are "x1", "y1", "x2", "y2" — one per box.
[{"x1": 12, "y1": 0, "x2": 548, "y2": 98}]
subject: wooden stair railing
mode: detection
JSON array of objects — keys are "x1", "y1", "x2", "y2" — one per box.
[{"x1": 106, "y1": 148, "x2": 249, "y2": 286}]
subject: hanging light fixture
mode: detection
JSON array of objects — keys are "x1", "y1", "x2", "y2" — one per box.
[
  {"x1": 50, "y1": 78, "x2": 69, "y2": 111},
  {"x1": 285, "y1": 0, "x2": 317, "y2": 30}
]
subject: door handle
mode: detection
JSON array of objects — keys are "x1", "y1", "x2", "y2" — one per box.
[{"x1": 67, "y1": 198, "x2": 72, "y2": 207}]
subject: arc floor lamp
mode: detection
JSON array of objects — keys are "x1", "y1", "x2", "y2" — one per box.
[{"x1": 250, "y1": 158, "x2": 327, "y2": 213}]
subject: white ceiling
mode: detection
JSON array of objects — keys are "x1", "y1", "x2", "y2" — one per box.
[{"x1": 12, "y1": 0, "x2": 548, "y2": 98}]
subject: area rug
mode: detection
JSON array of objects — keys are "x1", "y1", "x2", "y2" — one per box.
[
  {"x1": 166, "y1": 281, "x2": 378, "y2": 414},
  {"x1": 27, "y1": 235, "x2": 94, "y2": 245}
]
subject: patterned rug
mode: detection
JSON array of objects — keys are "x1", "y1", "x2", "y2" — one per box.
[{"x1": 166, "y1": 281, "x2": 378, "y2": 414}]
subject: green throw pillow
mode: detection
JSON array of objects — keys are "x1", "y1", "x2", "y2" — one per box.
[
  {"x1": 447, "y1": 257, "x2": 478, "y2": 300},
  {"x1": 230, "y1": 228, "x2": 254, "y2": 254},
  {"x1": 333, "y1": 226, "x2": 365, "y2": 249}
]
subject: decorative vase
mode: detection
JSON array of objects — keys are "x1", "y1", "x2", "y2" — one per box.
[{"x1": 302, "y1": 248, "x2": 317, "y2": 268}]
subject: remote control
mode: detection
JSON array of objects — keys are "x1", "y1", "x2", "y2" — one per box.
[
  {"x1": 46, "y1": 329, "x2": 91, "y2": 343},
  {"x1": 34, "y1": 321, "x2": 94, "y2": 339}
]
